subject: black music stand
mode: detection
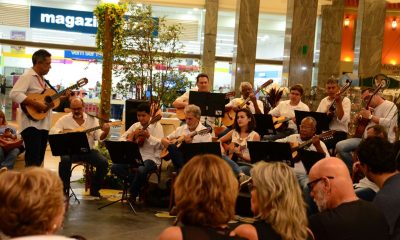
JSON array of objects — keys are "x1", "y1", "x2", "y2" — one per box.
[
  {"x1": 254, "y1": 114, "x2": 276, "y2": 137},
  {"x1": 295, "y1": 110, "x2": 330, "y2": 134},
  {"x1": 248, "y1": 141, "x2": 294, "y2": 167},
  {"x1": 48, "y1": 132, "x2": 90, "y2": 203},
  {"x1": 179, "y1": 142, "x2": 221, "y2": 165},
  {"x1": 98, "y1": 141, "x2": 144, "y2": 213},
  {"x1": 297, "y1": 149, "x2": 326, "y2": 174},
  {"x1": 189, "y1": 91, "x2": 225, "y2": 127}
]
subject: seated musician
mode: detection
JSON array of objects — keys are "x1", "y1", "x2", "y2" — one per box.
[
  {"x1": 316, "y1": 78, "x2": 350, "y2": 150},
  {"x1": 172, "y1": 73, "x2": 214, "y2": 127},
  {"x1": 50, "y1": 98, "x2": 110, "y2": 198},
  {"x1": 0, "y1": 110, "x2": 22, "y2": 170},
  {"x1": 266, "y1": 84, "x2": 309, "y2": 141},
  {"x1": 225, "y1": 82, "x2": 264, "y2": 114},
  {"x1": 161, "y1": 104, "x2": 211, "y2": 172},
  {"x1": 336, "y1": 87, "x2": 398, "y2": 173},
  {"x1": 219, "y1": 108, "x2": 260, "y2": 182},
  {"x1": 111, "y1": 103, "x2": 163, "y2": 202}
]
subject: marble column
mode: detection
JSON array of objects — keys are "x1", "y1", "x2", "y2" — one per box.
[
  {"x1": 282, "y1": 0, "x2": 318, "y2": 89},
  {"x1": 353, "y1": 0, "x2": 385, "y2": 79},
  {"x1": 201, "y1": 0, "x2": 218, "y2": 90},
  {"x1": 231, "y1": 0, "x2": 260, "y2": 94},
  {"x1": 317, "y1": 0, "x2": 345, "y2": 86}
]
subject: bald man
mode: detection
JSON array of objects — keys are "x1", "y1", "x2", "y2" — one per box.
[
  {"x1": 50, "y1": 98, "x2": 110, "y2": 198},
  {"x1": 308, "y1": 157, "x2": 389, "y2": 240}
]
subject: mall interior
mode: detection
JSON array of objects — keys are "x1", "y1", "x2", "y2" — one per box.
[{"x1": 0, "y1": 0, "x2": 400, "y2": 239}]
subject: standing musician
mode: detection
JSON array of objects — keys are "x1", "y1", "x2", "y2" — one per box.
[
  {"x1": 266, "y1": 84, "x2": 310, "y2": 141},
  {"x1": 225, "y1": 82, "x2": 264, "y2": 114},
  {"x1": 336, "y1": 88, "x2": 398, "y2": 173},
  {"x1": 9, "y1": 49, "x2": 54, "y2": 167},
  {"x1": 316, "y1": 78, "x2": 351, "y2": 150},
  {"x1": 172, "y1": 73, "x2": 214, "y2": 126},
  {"x1": 50, "y1": 98, "x2": 110, "y2": 198},
  {"x1": 161, "y1": 104, "x2": 211, "y2": 172},
  {"x1": 111, "y1": 103, "x2": 163, "y2": 202}
]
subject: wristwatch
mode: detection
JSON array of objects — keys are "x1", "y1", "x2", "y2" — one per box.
[{"x1": 368, "y1": 114, "x2": 373, "y2": 120}]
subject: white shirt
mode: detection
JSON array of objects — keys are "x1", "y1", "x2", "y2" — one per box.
[
  {"x1": 276, "y1": 134, "x2": 330, "y2": 174},
  {"x1": 119, "y1": 121, "x2": 164, "y2": 165},
  {"x1": 317, "y1": 96, "x2": 351, "y2": 132},
  {"x1": 50, "y1": 113, "x2": 104, "y2": 149},
  {"x1": 268, "y1": 100, "x2": 310, "y2": 130},
  {"x1": 226, "y1": 97, "x2": 264, "y2": 114},
  {"x1": 366, "y1": 100, "x2": 398, "y2": 143},
  {"x1": 167, "y1": 122, "x2": 212, "y2": 143},
  {"x1": 9, "y1": 68, "x2": 52, "y2": 132},
  {"x1": 231, "y1": 130, "x2": 259, "y2": 160}
]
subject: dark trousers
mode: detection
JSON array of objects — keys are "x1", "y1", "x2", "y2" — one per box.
[
  {"x1": 168, "y1": 144, "x2": 185, "y2": 172},
  {"x1": 322, "y1": 131, "x2": 348, "y2": 150},
  {"x1": 58, "y1": 149, "x2": 108, "y2": 193},
  {"x1": 21, "y1": 127, "x2": 49, "y2": 167}
]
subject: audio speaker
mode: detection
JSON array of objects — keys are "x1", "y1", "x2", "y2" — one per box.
[{"x1": 125, "y1": 99, "x2": 149, "y2": 131}]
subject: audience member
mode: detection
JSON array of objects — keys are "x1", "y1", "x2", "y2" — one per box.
[
  {"x1": 358, "y1": 137, "x2": 400, "y2": 240},
  {"x1": 158, "y1": 154, "x2": 244, "y2": 240},
  {"x1": 0, "y1": 109, "x2": 22, "y2": 169},
  {"x1": 232, "y1": 161, "x2": 310, "y2": 240},
  {"x1": 308, "y1": 157, "x2": 389, "y2": 240}
]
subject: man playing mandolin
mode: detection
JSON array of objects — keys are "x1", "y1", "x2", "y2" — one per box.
[
  {"x1": 10, "y1": 49, "x2": 54, "y2": 167},
  {"x1": 336, "y1": 87, "x2": 398, "y2": 173},
  {"x1": 111, "y1": 103, "x2": 163, "y2": 203},
  {"x1": 316, "y1": 78, "x2": 351, "y2": 150},
  {"x1": 50, "y1": 98, "x2": 110, "y2": 198}
]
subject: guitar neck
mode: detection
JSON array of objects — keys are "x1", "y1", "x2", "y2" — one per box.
[
  {"x1": 51, "y1": 83, "x2": 79, "y2": 101},
  {"x1": 84, "y1": 126, "x2": 101, "y2": 133}
]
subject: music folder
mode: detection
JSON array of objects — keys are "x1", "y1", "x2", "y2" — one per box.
[
  {"x1": 104, "y1": 140, "x2": 143, "y2": 166},
  {"x1": 247, "y1": 141, "x2": 294, "y2": 167},
  {"x1": 48, "y1": 132, "x2": 90, "y2": 157},
  {"x1": 179, "y1": 142, "x2": 221, "y2": 164},
  {"x1": 297, "y1": 149, "x2": 325, "y2": 174},
  {"x1": 254, "y1": 114, "x2": 277, "y2": 137},
  {"x1": 189, "y1": 91, "x2": 226, "y2": 117},
  {"x1": 295, "y1": 110, "x2": 330, "y2": 134}
]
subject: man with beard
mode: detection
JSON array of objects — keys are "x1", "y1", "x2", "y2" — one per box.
[
  {"x1": 308, "y1": 157, "x2": 389, "y2": 240},
  {"x1": 50, "y1": 98, "x2": 110, "y2": 198}
]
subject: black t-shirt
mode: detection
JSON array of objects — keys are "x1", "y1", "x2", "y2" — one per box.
[
  {"x1": 181, "y1": 225, "x2": 246, "y2": 240},
  {"x1": 309, "y1": 199, "x2": 389, "y2": 240}
]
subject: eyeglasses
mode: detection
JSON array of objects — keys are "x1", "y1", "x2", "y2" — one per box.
[{"x1": 307, "y1": 176, "x2": 334, "y2": 190}]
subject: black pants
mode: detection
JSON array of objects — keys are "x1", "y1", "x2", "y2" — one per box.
[
  {"x1": 21, "y1": 127, "x2": 49, "y2": 167},
  {"x1": 322, "y1": 130, "x2": 348, "y2": 150}
]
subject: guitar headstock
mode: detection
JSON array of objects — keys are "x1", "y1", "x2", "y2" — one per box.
[
  {"x1": 320, "y1": 130, "x2": 335, "y2": 141},
  {"x1": 259, "y1": 79, "x2": 274, "y2": 89},
  {"x1": 77, "y1": 78, "x2": 89, "y2": 87},
  {"x1": 107, "y1": 121, "x2": 124, "y2": 127}
]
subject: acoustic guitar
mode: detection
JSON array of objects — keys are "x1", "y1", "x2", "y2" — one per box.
[
  {"x1": 290, "y1": 130, "x2": 335, "y2": 161},
  {"x1": 272, "y1": 116, "x2": 291, "y2": 131},
  {"x1": 353, "y1": 82, "x2": 384, "y2": 138},
  {"x1": 62, "y1": 120, "x2": 124, "y2": 134},
  {"x1": 222, "y1": 79, "x2": 274, "y2": 127},
  {"x1": 160, "y1": 128, "x2": 211, "y2": 159},
  {"x1": 0, "y1": 136, "x2": 23, "y2": 152},
  {"x1": 21, "y1": 78, "x2": 88, "y2": 121},
  {"x1": 127, "y1": 114, "x2": 162, "y2": 146},
  {"x1": 175, "y1": 92, "x2": 235, "y2": 121},
  {"x1": 326, "y1": 79, "x2": 352, "y2": 120}
]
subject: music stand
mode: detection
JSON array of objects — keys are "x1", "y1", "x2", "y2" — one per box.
[
  {"x1": 189, "y1": 91, "x2": 225, "y2": 118},
  {"x1": 295, "y1": 110, "x2": 330, "y2": 134},
  {"x1": 254, "y1": 114, "x2": 276, "y2": 137},
  {"x1": 248, "y1": 141, "x2": 294, "y2": 167},
  {"x1": 297, "y1": 149, "x2": 325, "y2": 174},
  {"x1": 48, "y1": 132, "x2": 90, "y2": 203},
  {"x1": 98, "y1": 141, "x2": 144, "y2": 213},
  {"x1": 179, "y1": 142, "x2": 221, "y2": 165}
]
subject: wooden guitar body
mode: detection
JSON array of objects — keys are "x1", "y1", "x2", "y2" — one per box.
[
  {"x1": 272, "y1": 116, "x2": 290, "y2": 131},
  {"x1": 0, "y1": 137, "x2": 23, "y2": 152},
  {"x1": 222, "y1": 110, "x2": 236, "y2": 127},
  {"x1": 21, "y1": 89, "x2": 60, "y2": 121},
  {"x1": 354, "y1": 117, "x2": 370, "y2": 138}
]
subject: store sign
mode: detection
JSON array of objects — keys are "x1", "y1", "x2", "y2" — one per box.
[
  {"x1": 30, "y1": 6, "x2": 98, "y2": 34},
  {"x1": 64, "y1": 50, "x2": 102, "y2": 60}
]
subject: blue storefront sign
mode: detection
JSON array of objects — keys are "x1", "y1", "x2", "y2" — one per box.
[
  {"x1": 64, "y1": 50, "x2": 103, "y2": 60},
  {"x1": 30, "y1": 6, "x2": 98, "y2": 34}
]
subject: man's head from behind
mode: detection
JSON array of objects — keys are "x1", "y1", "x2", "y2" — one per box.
[
  {"x1": 358, "y1": 137, "x2": 396, "y2": 182},
  {"x1": 308, "y1": 157, "x2": 356, "y2": 212}
]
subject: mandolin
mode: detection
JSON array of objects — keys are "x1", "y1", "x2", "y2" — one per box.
[
  {"x1": 127, "y1": 114, "x2": 162, "y2": 146},
  {"x1": 21, "y1": 78, "x2": 88, "y2": 121},
  {"x1": 222, "y1": 80, "x2": 274, "y2": 127},
  {"x1": 160, "y1": 128, "x2": 211, "y2": 159},
  {"x1": 291, "y1": 130, "x2": 335, "y2": 161},
  {"x1": 353, "y1": 82, "x2": 384, "y2": 138}
]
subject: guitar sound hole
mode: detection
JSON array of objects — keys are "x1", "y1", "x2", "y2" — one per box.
[{"x1": 44, "y1": 96, "x2": 52, "y2": 104}]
